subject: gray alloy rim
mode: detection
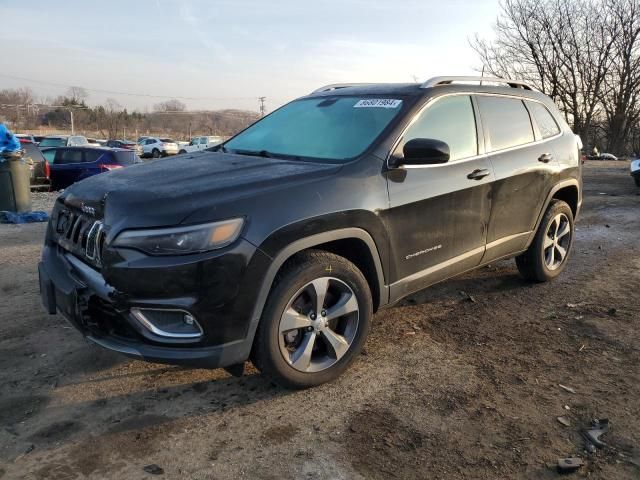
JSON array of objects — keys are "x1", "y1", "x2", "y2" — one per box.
[
  {"x1": 544, "y1": 213, "x2": 571, "y2": 270},
  {"x1": 278, "y1": 277, "x2": 359, "y2": 373}
]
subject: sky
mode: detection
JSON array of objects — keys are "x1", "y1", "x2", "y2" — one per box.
[{"x1": 0, "y1": 0, "x2": 500, "y2": 113}]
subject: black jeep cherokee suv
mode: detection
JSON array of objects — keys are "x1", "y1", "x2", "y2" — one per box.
[{"x1": 39, "y1": 76, "x2": 582, "y2": 388}]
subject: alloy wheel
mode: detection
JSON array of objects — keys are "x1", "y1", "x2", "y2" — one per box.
[
  {"x1": 543, "y1": 213, "x2": 571, "y2": 270},
  {"x1": 278, "y1": 277, "x2": 359, "y2": 373}
]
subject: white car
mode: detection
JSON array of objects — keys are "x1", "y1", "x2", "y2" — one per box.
[
  {"x1": 178, "y1": 135, "x2": 223, "y2": 154},
  {"x1": 631, "y1": 158, "x2": 640, "y2": 187},
  {"x1": 140, "y1": 137, "x2": 179, "y2": 158}
]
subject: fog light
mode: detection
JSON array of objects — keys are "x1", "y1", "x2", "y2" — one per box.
[{"x1": 130, "y1": 308, "x2": 203, "y2": 339}]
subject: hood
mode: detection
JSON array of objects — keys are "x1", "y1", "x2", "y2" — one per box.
[{"x1": 61, "y1": 151, "x2": 341, "y2": 230}]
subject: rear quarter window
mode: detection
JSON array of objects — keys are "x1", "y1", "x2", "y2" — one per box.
[
  {"x1": 55, "y1": 149, "x2": 84, "y2": 164},
  {"x1": 477, "y1": 96, "x2": 534, "y2": 151},
  {"x1": 526, "y1": 101, "x2": 561, "y2": 139},
  {"x1": 85, "y1": 150, "x2": 109, "y2": 163},
  {"x1": 113, "y1": 151, "x2": 138, "y2": 165}
]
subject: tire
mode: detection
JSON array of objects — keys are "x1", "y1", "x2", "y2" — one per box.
[
  {"x1": 179, "y1": 150, "x2": 186, "y2": 154},
  {"x1": 152, "y1": 149, "x2": 160, "y2": 158},
  {"x1": 634, "y1": 176, "x2": 640, "y2": 187},
  {"x1": 516, "y1": 199, "x2": 574, "y2": 282},
  {"x1": 252, "y1": 250, "x2": 373, "y2": 389}
]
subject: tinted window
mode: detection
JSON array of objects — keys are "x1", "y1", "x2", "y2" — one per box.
[
  {"x1": 526, "y1": 101, "x2": 560, "y2": 139},
  {"x1": 145, "y1": 139, "x2": 155, "y2": 145},
  {"x1": 402, "y1": 95, "x2": 477, "y2": 161},
  {"x1": 225, "y1": 96, "x2": 404, "y2": 161},
  {"x1": 22, "y1": 143, "x2": 45, "y2": 162},
  {"x1": 477, "y1": 96, "x2": 534, "y2": 151},
  {"x1": 39, "y1": 137, "x2": 67, "y2": 148},
  {"x1": 85, "y1": 150, "x2": 108, "y2": 163},
  {"x1": 42, "y1": 149, "x2": 56, "y2": 162},
  {"x1": 113, "y1": 151, "x2": 139, "y2": 165},
  {"x1": 55, "y1": 149, "x2": 84, "y2": 164}
]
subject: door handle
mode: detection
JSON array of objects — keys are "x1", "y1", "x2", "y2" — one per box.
[
  {"x1": 467, "y1": 168, "x2": 490, "y2": 180},
  {"x1": 538, "y1": 153, "x2": 553, "y2": 163}
]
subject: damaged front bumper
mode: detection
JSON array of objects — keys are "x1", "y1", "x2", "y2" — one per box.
[{"x1": 38, "y1": 239, "x2": 266, "y2": 369}]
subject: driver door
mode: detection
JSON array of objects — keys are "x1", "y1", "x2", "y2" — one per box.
[{"x1": 385, "y1": 94, "x2": 493, "y2": 300}]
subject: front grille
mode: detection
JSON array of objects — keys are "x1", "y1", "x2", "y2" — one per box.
[{"x1": 54, "y1": 209, "x2": 105, "y2": 268}]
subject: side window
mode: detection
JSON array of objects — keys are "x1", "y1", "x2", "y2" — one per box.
[
  {"x1": 402, "y1": 95, "x2": 477, "y2": 161},
  {"x1": 42, "y1": 150, "x2": 56, "y2": 163},
  {"x1": 145, "y1": 139, "x2": 154, "y2": 145},
  {"x1": 526, "y1": 101, "x2": 561, "y2": 139},
  {"x1": 200, "y1": 137, "x2": 208, "y2": 145},
  {"x1": 476, "y1": 96, "x2": 534, "y2": 151},
  {"x1": 57, "y1": 149, "x2": 84, "y2": 164},
  {"x1": 85, "y1": 150, "x2": 106, "y2": 163}
]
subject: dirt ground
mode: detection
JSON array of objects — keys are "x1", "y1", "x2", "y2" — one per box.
[{"x1": 1, "y1": 161, "x2": 638, "y2": 480}]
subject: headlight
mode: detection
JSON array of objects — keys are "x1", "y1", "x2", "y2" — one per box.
[{"x1": 112, "y1": 218, "x2": 244, "y2": 255}]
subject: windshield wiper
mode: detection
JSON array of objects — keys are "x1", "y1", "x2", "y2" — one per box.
[{"x1": 233, "y1": 149, "x2": 274, "y2": 158}]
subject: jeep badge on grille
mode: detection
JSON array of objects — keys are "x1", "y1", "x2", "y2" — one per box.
[{"x1": 81, "y1": 204, "x2": 96, "y2": 216}]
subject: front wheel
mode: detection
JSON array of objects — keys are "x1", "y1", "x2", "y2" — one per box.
[
  {"x1": 152, "y1": 149, "x2": 160, "y2": 158},
  {"x1": 516, "y1": 199, "x2": 574, "y2": 282},
  {"x1": 252, "y1": 251, "x2": 372, "y2": 389}
]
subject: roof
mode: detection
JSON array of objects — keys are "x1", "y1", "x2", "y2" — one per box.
[{"x1": 307, "y1": 77, "x2": 549, "y2": 102}]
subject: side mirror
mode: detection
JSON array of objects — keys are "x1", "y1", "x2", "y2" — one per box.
[{"x1": 392, "y1": 138, "x2": 450, "y2": 167}]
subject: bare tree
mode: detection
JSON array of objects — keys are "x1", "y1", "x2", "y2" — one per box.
[
  {"x1": 153, "y1": 99, "x2": 186, "y2": 112},
  {"x1": 472, "y1": 0, "x2": 618, "y2": 149},
  {"x1": 600, "y1": 0, "x2": 640, "y2": 153},
  {"x1": 66, "y1": 86, "x2": 89, "y2": 105}
]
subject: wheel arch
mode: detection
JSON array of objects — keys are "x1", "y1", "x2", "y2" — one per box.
[
  {"x1": 526, "y1": 179, "x2": 580, "y2": 249},
  {"x1": 242, "y1": 228, "x2": 388, "y2": 360}
]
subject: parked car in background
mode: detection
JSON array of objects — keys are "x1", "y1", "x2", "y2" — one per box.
[
  {"x1": 16, "y1": 134, "x2": 36, "y2": 144},
  {"x1": 42, "y1": 146, "x2": 142, "y2": 190},
  {"x1": 178, "y1": 135, "x2": 224, "y2": 154},
  {"x1": 588, "y1": 152, "x2": 618, "y2": 161},
  {"x1": 631, "y1": 158, "x2": 640, "y2": 186},
  {"x1": 33, "y1": 135, "x2": 45, "y2": 145},
  {"x1": 38, "y1": 135, "x2": 89, "y2": 148},
  {"x1": 140, "y1": 137, "x2": 178, "y2": 158},
  {"x1": 87, "y1": 138, "x2": 107, "y2": 147},
  {"x1": 106, "y1": 139, "x2": 143, "y2": 156},
  {"x1": 22, "y1": 142, "x2": 49, "y2": 186},
  {"x1": 137, "y1": 136, "x2": 151, "y2": 143}
]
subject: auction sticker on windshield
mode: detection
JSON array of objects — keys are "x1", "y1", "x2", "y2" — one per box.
[{"x1": 354, "y1": 99, "x2": 402, "y2": 108}]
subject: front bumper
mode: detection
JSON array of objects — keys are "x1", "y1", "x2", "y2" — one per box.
[{"x1": 38, "y1": 238, "x2": 269, "y2": 368}]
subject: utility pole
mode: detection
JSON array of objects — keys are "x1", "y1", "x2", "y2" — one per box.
[
  {"x1": 258, "y1": 97, "x2": 266, "y2": 117},
  {"x1": 69, "y1": 109, "x2": 75, "y2": 135}
]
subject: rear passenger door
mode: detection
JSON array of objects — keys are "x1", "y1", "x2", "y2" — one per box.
[
  {"x1": 385, "y1": 94, "x2": 493, "y2": 299},
  {"x1": 476, "y1": 95, "x2": 560, "y2": 262}
]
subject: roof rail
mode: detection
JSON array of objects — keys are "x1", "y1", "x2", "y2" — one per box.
[
  {"x1": 421, "y1": 76, "x2": 534, "y2": 91},
  {"x1": 311, "y1": 83, "x2": 376, "y2": 94}
]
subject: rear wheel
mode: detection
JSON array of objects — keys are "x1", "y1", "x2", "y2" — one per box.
[
  {"x1": 252, "y1": 251, "x2": 372, "y2": 389},
  {"x1": 516, "y1": 200, "x2": 574, "y2": 282}
]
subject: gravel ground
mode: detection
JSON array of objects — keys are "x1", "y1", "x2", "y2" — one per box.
[{"x1": 0, "y1": 161, "x2": 638, "y2": 479}]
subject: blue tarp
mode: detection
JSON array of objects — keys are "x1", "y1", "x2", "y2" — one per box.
[
  {"x1": 0, "y1": 123, "x2": 21, "y2": 157},
  {"x1": 0, "y1": 211, "x2": 49, "y2": 224}
]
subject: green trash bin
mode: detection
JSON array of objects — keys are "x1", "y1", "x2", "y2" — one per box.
[{"x1": 0, "y1": 151, "x2": 32, "y2": 213}]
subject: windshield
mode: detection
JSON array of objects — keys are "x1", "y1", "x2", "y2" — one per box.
[
  {"x1": 224, "y1": 96, "x2": 404, "y2": 161},
  {"x1": 39, "y1": 138, "x2": 66, "y2": 148}
]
